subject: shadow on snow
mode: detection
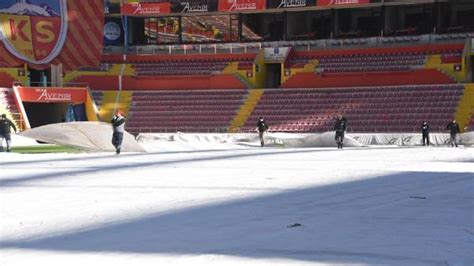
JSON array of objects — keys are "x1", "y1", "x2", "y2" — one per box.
[{"x1": 1, "y1": 157, "x2": 473, "y2": 265}]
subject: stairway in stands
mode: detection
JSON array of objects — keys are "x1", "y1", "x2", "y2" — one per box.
[{"x1": 0, "y1": 88, "x2": 22, "y2": 130}]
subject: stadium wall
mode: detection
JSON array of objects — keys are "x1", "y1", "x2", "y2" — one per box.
[
  {"x1": 289, "y1": 43, "x2": 464, "y2": 59},
  {"x1": 282, "y1": 69, "x2": 454, "y2": 88},
  {"x1": 102, "y1": 53, "x2": 256, "y2": 64},
  {"x1": 74, "y1": 74, "x2": 247, "y2": 90}
]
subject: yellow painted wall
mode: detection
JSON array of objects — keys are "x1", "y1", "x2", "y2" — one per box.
[
  {"x1": 281, "y1": 59, "x2": 318, "y2": 85},
  {"x1": 222, "y1": 62, "x2": 255, "y2": 88},
  {"x1": 0, "y1": 66, "x2": 28, "y2": 85},
  {"x1": 97, "y1": 91, "x2": 133, "y2": 122},
  {"x1": 85, "y1": 91, "x2": 99, "y2": 122},
  {"x1": 63, "y1": 64, "x2": 134, "y2": 84},
  {"x1": 229, "y1": 89, "x2": 264, "y2": 132},
  {"x1": 253, "y1": 50, "x2": 267, "y2": 88},
  {"x1": 455, "y1": 84, "x2": 474, "y2": 132},
  {"x1": 425, "y1": 55, "x2": 467, "y2": 82}
]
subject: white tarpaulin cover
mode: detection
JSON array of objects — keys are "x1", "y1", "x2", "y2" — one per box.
[
  {"x1": 18, "y1": 125, "x2": 473, "y2": 153},
  {"x1": 20, "y1": 122, "x2": 146, "y2": 152},
  {"x1": 137, "y1": 131, "x2": 474, "y2": 151}
]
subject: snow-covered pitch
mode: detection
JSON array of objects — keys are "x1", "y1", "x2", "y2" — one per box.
[{"x1": 1, "y1": 134, "x2": 473, "y2": 266}]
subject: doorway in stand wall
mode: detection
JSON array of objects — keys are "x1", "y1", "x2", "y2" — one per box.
[
  {"x1": 265, "y1": 63, "x2": 281, "y2": 88},
  {"x1": 28, "y1": 67, "x2": 51, "y2": 87},
  {"x1": 470, "y1": 55, "x2": 474, "y2": 82}
]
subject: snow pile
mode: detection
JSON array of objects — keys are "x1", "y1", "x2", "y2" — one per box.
[{"x1": 460, "y1": 131, "x2": 474, "y2": 145}]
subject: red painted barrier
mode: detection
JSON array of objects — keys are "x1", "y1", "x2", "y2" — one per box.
[
  {"x1": 290, "y1": 43, "x2": 464, "y2": 59},
  {"x1": 0, "y1": 72, "x2": 14, "y2": 88},
  {"x1": 282, "y1": 69, "x2": 454, "y2": 88},
  {"x1": 76, "y1": 74, "x2": 246, "y2": 90}
]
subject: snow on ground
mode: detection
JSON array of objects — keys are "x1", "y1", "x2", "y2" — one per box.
[{"x1": 1, "y1": 134, "x2": 473, "y2": 266}]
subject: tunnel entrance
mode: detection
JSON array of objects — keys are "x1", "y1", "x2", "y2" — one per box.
[
  {"x1": 23, "y1": 102, "x2": 68, "y2": 128},
  {"x1": 22, "y1": 102, "x2": 87, "y2": 128},
  {"x1": 14, "y1": 86, "x2": 94, "y2": 130}
]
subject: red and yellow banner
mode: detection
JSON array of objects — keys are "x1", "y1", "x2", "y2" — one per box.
[
  {"x1": 218, "y1": 0, "x2": 267, "y2": 12},
  {"x1": 17, "y1": 87, "x2": 88, "y2": 103},
  {"x1": 121, "y1": 3, "x2": 171, "y2": 15},
  {"x1": 0, "y1": 15, "x2": 62, "y2": 63},
  {"x1": 0, "y1": 0, "x2": 104, "y2": 71}
]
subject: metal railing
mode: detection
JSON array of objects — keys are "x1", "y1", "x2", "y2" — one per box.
[
  {"x1": 12, "y1": 81, "x2": 90, "y2": 88},
  {"x1": 104, "y1": 32, "x2": 474, "y2": 56}
]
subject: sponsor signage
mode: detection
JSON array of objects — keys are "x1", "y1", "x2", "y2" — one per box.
[
  {"x1": 17, "y1": 87, "x2": 88, "y2": 103},
  {"x1": 104, "y1": 18, "x2": 123, "y2": 46},
  {"x1": 218, "y1": 0, "x2": 266, "y2": 12},
  {"x1": 267, "y1": 0, "x2": 315, "y2": 9},
  {"x1": 0, "y1": 0, "x2": 68, "y2": 64},
  {"x1": 263, "y1": 47, "x2": 291, "y2": 62},
  {"x1": 121, "y1": 3, "x2": 171, "y2": 15},
  {"x1": 317, "y1": 0, "x2": 370, "y2": 6},
  {"x1": 172, "y1": 0, "x2": 218, "y2": 13}
]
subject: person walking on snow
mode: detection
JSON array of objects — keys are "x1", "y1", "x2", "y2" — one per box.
[
  {"x1": 0, "y1": 114, "x2": 17, "y2": 152},
  {"x1": 446, "y1": 119, "x2": 460, "y2": 147},
  {"x1": 111, "y1": 111, "x2": 126, "y2": 154},
  {"x1": 334, "y1": 115, "x2": 347, "y2": 149},
  {"x1": 256, "y1": 117, "x2": 269, "y2": 147},
  {"x1": 421, "y1": 121, "x2": 430, "y2": 146}
]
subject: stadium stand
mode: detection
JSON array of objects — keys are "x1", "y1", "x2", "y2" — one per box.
[
  {"x1": 130, "y1": 55, "x2": 255, "y2": 77},
  {"x1": 242, "y1": 84, "x2": 464, "y2": 133},
  {"x1": 71, "y1": 53, "x2": 256, "y2": 90},
  {"x1": 90, "y1": 91, "x2": 104, "y2": 107},
  {"x1": 282, "y1": 44, "x2": 463, "y2": 88},
  {"x1": 125, "y1": 89, "x2": 248, "y2": 133},
  {"x1": 286, "y1": 44, "x2": 463, "y2": 68}
]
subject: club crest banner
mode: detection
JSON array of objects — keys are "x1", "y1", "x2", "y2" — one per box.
[
  {"x1": 0, "y1": 0, "x2": 104, "y2": 70},
  {"x1": 0, "y1": 0, "x2": 67, "y2": 64}
]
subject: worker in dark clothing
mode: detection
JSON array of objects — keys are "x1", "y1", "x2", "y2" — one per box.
[
  {"x1": 0, "y1": 114, "x2": 17, "y2": 152},
  {"x1": 421, "y1": 121, "x2": 430, "y2": 146},
  {"x1": 111, "y1": 110, "x2": 126, "y2": 154},
  {"x1": 334, "y1": 115, "x2": 347, "y2": 149},
  {"x1": 446, "y1": 119, "x2": 460, "y2": 147},
  {"x1": 256, "y1": 117, "x2": 269, "y2": 147}
]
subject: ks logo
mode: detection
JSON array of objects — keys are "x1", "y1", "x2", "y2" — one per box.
[{"x1": 0, "y1": 0, "x2": 68, "y2": 64}]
